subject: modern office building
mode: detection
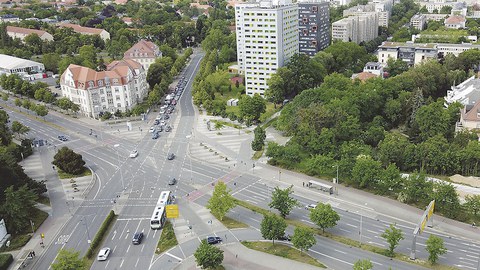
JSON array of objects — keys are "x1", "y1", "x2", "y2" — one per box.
[
  {"x1": 298, "y1": 0, "x2": 330, "y2": 56},
  {"x1": 60, "y1": 59, "x2": 148, "y2": 118},
  {"x1": 410, "y1": 14, "x2": 427, "y2": 30},
  {"x1": 235, "y1": 0, "x2": 299, "y2": 97}
]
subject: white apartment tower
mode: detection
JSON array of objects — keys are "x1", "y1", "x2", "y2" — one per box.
[{"x1": 235, "y1": 0, "x2": 299, "y2": 97}]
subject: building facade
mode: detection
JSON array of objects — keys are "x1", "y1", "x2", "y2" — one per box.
[
  {"x1": 6, "y1": 26, "x2": 54, "y2": 42},
  {"x1": 59, "y1": 23, "x2": 110, "y2": 41},
  {"x1": 0, "y1": 54, "x2": 45, "y2": 75},
  {"x1": 410, "y1": 14, "x2": 426, "y2": 30},
  {"x1": 123, "y1": 40, "x2": 162, "y2": 71},
  {"x1": 377, "y1": 42, "x2": 438, "y2": 66},
  {"x1": 298, "y1": 0, "x2": 330, "y2": 56},
  {"x1": 332, "y1": 13, "x2": 378, "y2": 44},
  {"x1": 235, "y1": 0, "x2": 299, "y2": 97},
  {"x1": 60, "y1": 59, "x2": 148, "y2": 118}
]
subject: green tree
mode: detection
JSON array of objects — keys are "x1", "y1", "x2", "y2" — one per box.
[
  {"x1": 386, "y1": 58, "x2": 409, "y2": 77},
  {"x1": 464, "y1": 195, "x2": 480, "y2": 219},
  {"x1": 238, "y1": 94, "x2": 266, "y2": 123},
  {"x1": 291, "y1": 227, "x2": 316, "y2": 253},
  {"x1": 265, "y1": 67, "x2": 293, "y2": 105},
  {"x1": 260, "y1": 213, "x2": 287, "y2": 245},
  {"x1": 268, "y1": 185, "x2": 299, "y2": 218},
  {"x1": 11, "y1": 121, "x2": 30, "y2": 136},
  {"x1": 206, "y1": 181, "x2": 235, "y2": 221},
  {"x1": 51, "y1": 248, "x2": 87, "y2": 270},
  {"x1": 194, "y1": 240, "x2": 224, "y2": 269},
  {"x1": 42, "y1": 53, "x2": 61, "y2": 73},
  {"x1": 14, "y1": 98, "x2": 22, "y2": 107},
  {"x1": 432, "y1": 182, "x2": 460, "y2": 218},
  {"x1": 309, "y1": 202, "x2": 340, "y2": 233},
  {"x1": 2, "y1": 185, "x2": 38, "y2": 233},
  {"x1": 381, "y1": 224, "x2": 404, "y2": 257},
  {"x1": 425, "y1": 235, "x2": 447, "y2": 264},
  {"x1": 35, "y1": 104, "x2": 49, "y2": 119},
  {"x1": 251, "y1": 126, "x2": 266, "y2": 151},
  {"x1": 52, "y1": 147, "x2": 86, "y2": 175},
  {"x1": 350, "y1": 155, "x2": 382, "y2": 189},
  {"x1": 353, "y1": 259, "x2": 373, "y2": 270}
]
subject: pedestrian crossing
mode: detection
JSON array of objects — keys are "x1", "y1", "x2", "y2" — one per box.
[{"x1": 189, "y1": 114, "x2": 253, "y2": 164}]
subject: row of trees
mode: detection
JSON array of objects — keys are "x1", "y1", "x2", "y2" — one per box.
[{"x1": 0, "y1": 109, "x2": 47, "y2": 234}]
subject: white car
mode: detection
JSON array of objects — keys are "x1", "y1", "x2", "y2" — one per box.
[
  {"x1": 305, "y1": 204, "x2": 316, "y2": 210},
  {"x1": 149, "y1": 126, "x2": 156, "y2": 133},
  {"x1": 129, "y1": 150, "x2": 138, "y2": 158},
  {"x1": 160, "y1": 120, "x2": 166, "y2": 126},
  {"x1": 97, "y1": 247, "x2": 111, "y2": 261}
]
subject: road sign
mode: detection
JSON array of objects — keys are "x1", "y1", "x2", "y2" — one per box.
[{"x1": 166, "y1": 204, "x2": 179, "y2": 218}]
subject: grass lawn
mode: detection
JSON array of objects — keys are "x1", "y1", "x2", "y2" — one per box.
[
  {"x1": 213, "y1": 213, "x2": 248, "y2": 229},
  {"x1": 36, "y1": 195, "x2": 51, "y2": 206},
  {"x1": 242, "y1": 241, "x2": 326, "y2": 268},
  {"x1": 0, "y1": 209, "x2": 48, "y2": 252},
  {"x1": 57, "y1": 167, "x2": 92, "y2": 179},
  {"x1": 156, "y1": 221, "x2": 178, "y2": 254},
  {"x1": 252, "y1": 149, "x2": 264, "y2": 160}
]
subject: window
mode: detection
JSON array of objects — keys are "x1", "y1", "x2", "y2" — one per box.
[
  {"x1": 303, "y1": 29, "x2": 308, "y2": 35},
  {"x1": 88, "y1": 81, "x2": 94, "y2": 88},
  {"x1": 312, "y1": 26, "x2": 317, "y2": 31},
  {"x1": 100, "y1": 89, "x2": 104, "y2": 94},
  {"x1": 116, "y1": 96, "x2": 121, "y2": 101},
  {"x1": 312, "y1": 6, "x2": 318, "y2": 12},
  {"x1": 98, "y1": 80, "x2": 103, "y2": 87}
]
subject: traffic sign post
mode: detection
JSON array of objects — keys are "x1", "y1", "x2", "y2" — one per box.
[
  {"x1": 410, "y1": 200, "x2": 435, "y2": 260},
  {"x1": 166, "y1": 205, "x2": 179, "y2": 218}
]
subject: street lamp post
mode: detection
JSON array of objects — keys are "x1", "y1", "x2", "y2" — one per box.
[
  {"x1": 80, "y1": 216, "x2": 91, "y2": 246},
  {"x1": 113, "y1": 144, "x2": 125, "y2": 190}
]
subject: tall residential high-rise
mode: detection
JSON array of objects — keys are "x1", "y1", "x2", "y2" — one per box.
[
  {"x1": 298, "y1": 0, "x2": 330, "y2": 56},
  {"x1": 235, "y1": 0, "x2": 299, "y2": 97},
  {"x1": 332, "y1": 13, "x2": 378, "y2": 44}
]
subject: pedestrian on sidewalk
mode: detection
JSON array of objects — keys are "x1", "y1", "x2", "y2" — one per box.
[{"x1": 302, "y1": 182, "x2": 304, "y2": 187}]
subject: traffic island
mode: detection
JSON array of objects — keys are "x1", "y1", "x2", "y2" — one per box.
[
  {"x1": 241, "y1": 241, "x2": 326, "y2": 268},
  {"x1": 156, "y1": 220, "x2": 178, "y2": 254}
]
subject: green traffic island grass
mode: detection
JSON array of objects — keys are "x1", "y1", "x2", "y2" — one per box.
[
  {"x1": 236, "y1": 201, "x2": 459, "y2": 270},
  {"x1": 156, "y1": 220, "x2": 178, "y2": 254},
  {"x1": 241, "y1": 241, "x2": 326, "y2": 268},
  {"x1": 57, "y1": 167, "x2": 92, "y2": 179},
  {"x1": 213, "y1": 213, "x2": 248, "y2": 229},
  {"x1": 211, "y1": 119, "x2": 242, "y2": 130},
  {"x1": 0, "y1": 209, "x2": 48, "y2": 252},
  {"x1": 36, "y1": 195, "x2": 51, "y2": 206},
  {"x1": 252, "y1": 148, "x2": 264, "y2": 160}
]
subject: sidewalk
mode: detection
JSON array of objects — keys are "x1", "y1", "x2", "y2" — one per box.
[{"x1": 174, "y1": 242, "x2": 320, "y2": 270}]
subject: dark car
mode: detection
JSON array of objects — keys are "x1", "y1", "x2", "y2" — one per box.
[
  {"x1": 154, "y1": 120, "x2": 160, "y2": 125},
  {"x1": 206, "y1": 236, "x2": 222, "y2": 245},
  {"x1": 58, "y1": 135, "x2": 68, "y2": 141},
  {"x1": 279, "y1": 234, "x2": 291, "y2": 241},
  {"x1": 167, "y1": 153, "x2": 175, "y2": 160},
  {"x1": 163, "y1": 114, "x2": 170, "y2": 120},
  {"x1": 168, "y1": 178, "x2": 177, "y2": 185},
  {"x1": 132, "y1": 232, "x2": 144, "y2": 245},
  {"x1": 152, "y1": 132, "x2": 159, "y2": 140}
]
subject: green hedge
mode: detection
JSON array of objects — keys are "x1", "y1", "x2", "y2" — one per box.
[
  {"x1": 84, "y1": 210, "x2": 116, "y2": 259},
  {"x1": 0, "y1": 253, "x2": 13, "y2": 270}
]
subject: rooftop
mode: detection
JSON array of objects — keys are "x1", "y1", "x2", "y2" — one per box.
[
  {"x1": 0, "y1": 54, "x2": 44, "y2": 70},
  {"x1": 446, "y1": 76, "x2": 480, "y2": 107},
  {"x1": 6, "y1": 26, "x2": 49, "y2": 36}
]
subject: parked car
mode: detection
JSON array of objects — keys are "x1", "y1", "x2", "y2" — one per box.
[
  {"x1": 154, "y1": 120, "x2": 160, "y2": 125},
  {"x1": 152, "y1": 132, "x2": 159, "y2": 139},
  {"x1": 164, "y1": 115, "x2": 170, "y2": 120},
  {"x1": 149, "y1": 126, "x2": 156, "y2": 133},
  {"x1": 132, "y1": 232, "x2": 144, "y2": 245},
  {"x1": 160, "y1": 120, "x2": 166, "y2": 126},
  {"x1": 279, "y1": 234, "x2": 291, "y2": 241},
  {"x1": 165, "y1": 126, "x2": 172, "y2": 132},
  {"x1": 206, "y1": 236, "x2": 222, "y2": 245},
  {"x1": 157, "y1": 126, "x2": 164, "y2": 132},
  {"x1": 167, "y1": 153, "x2": 175, "y2": 160},
  {"x1": 129, "y1": 150, "x2": 138, "y2": 158},
  {"x1": 97, "y1": 247, "x2": 111, "y2": 261},
  {"x1": 168, "y1": 178, "x2": 177, "y2": 185}
]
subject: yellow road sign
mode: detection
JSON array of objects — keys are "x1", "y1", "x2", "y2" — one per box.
[{"x1": 166, "y1": 204, "x2": 179, "y2": 218}]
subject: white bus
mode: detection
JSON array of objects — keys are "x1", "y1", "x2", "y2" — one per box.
[{"x1": 150, "y1": 191, "x2": 174, "y2": 229}]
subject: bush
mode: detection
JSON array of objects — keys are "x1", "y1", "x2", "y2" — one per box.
[
  {"x1": 85, "y1": 210, "x2": 115, "y2": 259},
  {"x1": 0, "y1": 253, "x2": 13, "y2": 270},
  {"x1": 100, "y1": 111, "x2": 112, "y2": 120}
]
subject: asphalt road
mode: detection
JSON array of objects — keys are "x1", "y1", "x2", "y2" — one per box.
[{"x1": 2, "y1": 47, "x2": 480, "y2": 270}]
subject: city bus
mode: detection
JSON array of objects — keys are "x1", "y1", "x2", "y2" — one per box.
[
  {"x1": 308, "y1": 180, "x2": 334, "y2": 195},
  {"x1": 150, "y1": 191, "x2": 174, "y2": 229}
]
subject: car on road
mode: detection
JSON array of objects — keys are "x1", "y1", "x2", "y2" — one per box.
[
  {"x1": 57, "y1": 135, "x2": 68, "y2": 141},
  {"x1": 132, "y1": 232, "x2": 144, "y2": 245},
  {"x1": 152, "y1": 132, "x2": 159, "y2": 140},
  {"x1": 167, "y1": 153, "x2": 175, "y2": 160},
  {"x1": 129, "y1": 150, "x2": 138, "y2": 158},
  {"x1": 149, "y1": 126, "x2": 156, "y2": 133},
  {"x1": 279, "y1": 234, "x2": 291, "y2": 241},
  {"x1": 168, "y1": 178, "x2": 177, "y2": 185},
  {"x1": 206, "y1": 236, "x2": 222, "y2": 245},
  {"x1": 156, "y1": 115, "x2": 162, "y2": 121},
  {"x1": 165, "y1": 126, "x2": 172, "y2": 132},
  {"x1": 163, "y1": 115, "x2": 170, "y2": 120},
  {"x1": 154, "y1": 120, "x2": 160, "y2": 125},
  {"x1": 305, "y1": 203, "x2": 316, "y2": 210},
  {"x1": 97, "y1": 247, "x2": 111, "y2": 261}
]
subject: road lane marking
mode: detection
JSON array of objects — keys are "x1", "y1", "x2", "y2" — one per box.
[
  {"x1": 309, "y1": 248, "x2": 353, "y2": 266},
  {"x1": 166, "y1": 252, "x2": 183, "y2": 262}
]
